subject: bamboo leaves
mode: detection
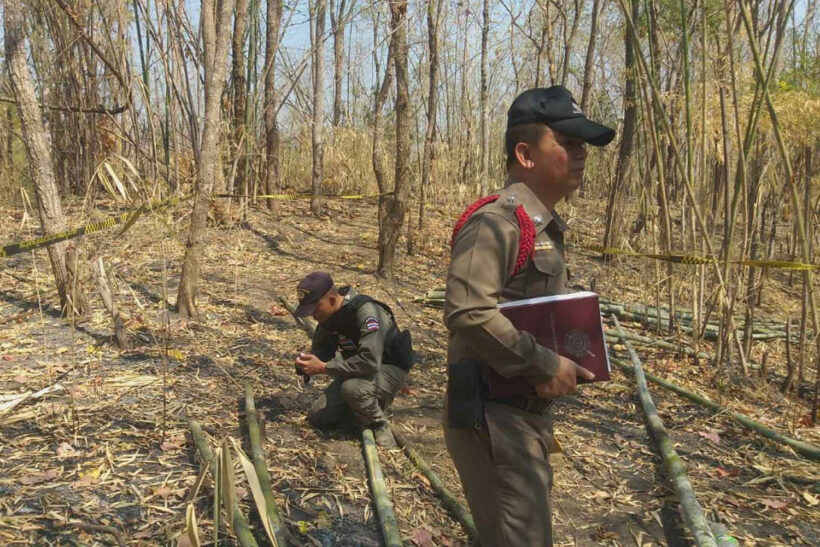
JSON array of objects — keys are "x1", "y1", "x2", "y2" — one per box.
[
  {"x1": 187, "y1": 420, "x2": 259, "y2": 546},
  {"x1": 184, "y1": 503, "x2": 202, "y2": 547},
  {"x1": 231, "y1": 438, "x2": 280, "y2": 546}
]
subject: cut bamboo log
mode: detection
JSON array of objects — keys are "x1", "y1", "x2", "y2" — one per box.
[
  {"x1": 612, "y1": 316, "x2": 717, "y2": 547},
  {"x1": 393, "y1": 429, "x2": 477, "y2": 539},
  {"x1": 244, "y1": 383, "x2": 288, "y2": 546},
  {"x1": 414, "y1": 291, "x2": 800, "y2": 341},
  {"x1": 188, "y1": 419, "x2": 259, "y2": 547},
  {"x1": 361, "y1": 428, "x2": 402, "y2": 546},
  {"x1": 603, "y1": 328, "x2": 711, "y2": 360},
  {"x1": 609, "y1": 356, "x2": 820, "y2": 462},
  {"x1": 601, "y1": 304, "x2": 794, "y2": 342},
  {"x1": 278, "y1": 294, "x2": 317, "y2": 335}
]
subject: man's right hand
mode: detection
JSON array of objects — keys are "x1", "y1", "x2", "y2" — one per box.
[{"x1": 534, "y1": 356, "x2": 594, "y2": 399}]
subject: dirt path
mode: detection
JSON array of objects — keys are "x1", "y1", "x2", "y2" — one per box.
[{"x1": 1, "y1": 198, "x2": 818, "y2": 545}]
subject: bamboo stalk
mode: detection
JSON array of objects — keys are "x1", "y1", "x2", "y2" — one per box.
[
  {"x1": 188, "y1": 420, "x2": 260, "y2": 547},
  {"x1": 361, "y1": 428, "x2": 402, "y2": 547},
  {"x1": 738, "y1": 1, "x2": 820, "y2": 423},
  {"x1": 611, "y1": 317, "x2": 717, "y2": 547},
  {"x1": 602, "y1": 330, "x2": 711, "y2": 361},
  {"x1": 244, "y1": 384, "x2": 288, "y2": 546},
  {"x1": 421, "y1": 290, "x2": 793, "y2": 330},
  {"x1": 393, "y1": 430, "x2": 477, "y2": 539},
  {"x1": 414, "y1": 294, "x2": 796, "y2": 341},
  {"x1": 600, "y1": 304, "x2": 795, "y2": 341},
  {"x1": 608, "y1": 356, "x2": 820, "y2": 462}
]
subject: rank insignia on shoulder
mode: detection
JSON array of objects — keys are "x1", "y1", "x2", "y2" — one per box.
[{"x1": 534, "y1": 241, "x2": 554, "y2": 252}]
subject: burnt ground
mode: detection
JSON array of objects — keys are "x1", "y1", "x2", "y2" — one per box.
[{"x1": 0, "y1": 194, "x2": 818, "y2": 546}]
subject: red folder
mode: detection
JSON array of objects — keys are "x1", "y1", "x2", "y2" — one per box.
[{"x1": 488, "y1": 291, "x2": 610, "y2": 398}]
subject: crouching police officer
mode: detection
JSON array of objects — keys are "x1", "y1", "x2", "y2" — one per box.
[
  {"x1": 444, "y1": 86, "x2": 615, "y2": 546},
  {"x1": 292, "y1": 271, "x2": 415, "y2": 447}
]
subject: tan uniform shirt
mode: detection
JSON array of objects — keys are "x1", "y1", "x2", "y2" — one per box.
[{"x1": 444, "y1": 182, "x2": 569, "y2": 387}]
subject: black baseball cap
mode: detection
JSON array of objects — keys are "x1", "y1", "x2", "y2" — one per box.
[
  {"x1": 507, "y1": 86, "x2": 615, "y2": 147},
  {"x1": 294, "y1": 271, "x2": 334, "y2": 317}
]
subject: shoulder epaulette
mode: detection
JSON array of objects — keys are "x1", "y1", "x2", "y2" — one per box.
[{"x1": 450, "y1": 194, "x2": 535, "y2": 277}]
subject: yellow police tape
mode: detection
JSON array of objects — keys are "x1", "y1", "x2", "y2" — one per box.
[
  {"x1": 5, "y1": 192, "x2": 816, "y2": 272},
  {"x1": 215, "y1": 192, "x2": 393, "y2": 200},
  {"x1": 579, "y1": 244, "x2": 819, "y2": 271},
  {"x1": 1, "y1": 195, "x2": 185, "y2": 259}
]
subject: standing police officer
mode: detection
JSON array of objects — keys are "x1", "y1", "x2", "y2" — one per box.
[
  {"x1": 292, "y1": 271, "x2": 414, "y2": 447},
  {"x1": 443, "y1": 86, "x2": 615, "y2": 545}
]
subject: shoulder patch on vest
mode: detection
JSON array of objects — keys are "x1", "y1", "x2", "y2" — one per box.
[{"x1": 364, "y1": 316, "x2": 380, "y2": 332}]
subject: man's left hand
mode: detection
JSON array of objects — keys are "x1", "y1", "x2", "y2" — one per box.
[{"x1": 295, "y1": 353, "x2": 327, "y2": 376}]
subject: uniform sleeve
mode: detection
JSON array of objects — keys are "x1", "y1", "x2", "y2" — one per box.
[
  {"x1": 310, "y1": 324, "x2": 337, "y2": 362},
  {"x1": 444, "y1": 213, "x2": 559, "y2": 386},
  {"x1": 325, "y1": 303, "x2": 385, "y2": 378}
]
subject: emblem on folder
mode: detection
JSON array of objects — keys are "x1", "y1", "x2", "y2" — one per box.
[{"x1": 565, "y1": 329, "x2": 592, "y2": 359}]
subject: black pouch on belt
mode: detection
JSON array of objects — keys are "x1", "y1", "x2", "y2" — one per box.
[{"x1": 446, "y1": 359, "x2": 487, "y2": 430}]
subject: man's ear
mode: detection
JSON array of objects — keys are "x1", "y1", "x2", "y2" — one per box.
[{"x1": 514, "y1": 142, "x2": 534, "y2": 169}]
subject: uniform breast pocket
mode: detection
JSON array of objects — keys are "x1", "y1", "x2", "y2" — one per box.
[
  {"x1": 527, "y1": 245, "x2": 566, "y2": 296},
  {"x1": 532, "y1": 249, "x2": 563, "y2": 276}
]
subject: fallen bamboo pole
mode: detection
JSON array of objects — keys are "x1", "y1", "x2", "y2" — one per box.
[
  {"x1": 414, "y1": 292, "x2": 798, "y2": 341},
  {"x1": 361, "y1": 428, "x2": 402, "y2": 546},
  {"x1": 278, "y1": 295, "x2": 317, "y2": 336},
  {"x1": 392, "y1": 430, "x2": 477, "y2": 539},
  {"x1": 601, "y1": 304, "x2": 794, "y2": 342},
  {"x1": 603, "y1": 329, "x2": 711, "y2": 360},
  {"x1": 609, "y1": 357, "x2": 820, "y2": 461},
  {"x1": 419, "y1": 290, "x2": 799, "y2": 331},
  {"x1": 612, "y1": 316, "x2": 717, "y2": 547},
  {"x1": 188, "y1": 420, "x2": 260, "y2": 547},
  {"x1": 244, "y1": 384, "x2": 288, "y2": 546}
]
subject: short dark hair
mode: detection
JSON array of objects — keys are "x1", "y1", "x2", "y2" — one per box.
[{"x1": 505, "y1": 123, "x2": 549, "y2": 169}]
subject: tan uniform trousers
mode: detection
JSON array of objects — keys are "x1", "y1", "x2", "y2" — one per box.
[{"x1": 444, "y1": 400, "x2": 555, "y2": 547}]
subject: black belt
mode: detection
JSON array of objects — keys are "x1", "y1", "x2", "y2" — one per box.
[{"x1": 491, "y1": 394, "x2": 554, "y2": 415}]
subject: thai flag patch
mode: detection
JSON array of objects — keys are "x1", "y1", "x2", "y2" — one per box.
[{"x1": 364, "y1": 316, "x2": 380, "y2": 332}]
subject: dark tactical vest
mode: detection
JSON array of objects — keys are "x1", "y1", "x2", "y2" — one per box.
[{"x1": 320, "y1": 290, "x2": 415, "y2": 371}]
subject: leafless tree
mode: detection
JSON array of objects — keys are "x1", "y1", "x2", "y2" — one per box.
[{"x1": 177, "y1": 0, "x2": 236, "y2": 318}]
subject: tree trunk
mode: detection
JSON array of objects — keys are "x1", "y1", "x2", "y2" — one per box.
[
  {"x1": 372, "y1": 14, "x2": 393, "y2": 235},
  {"x1": 5, "y1": 0, "x2": 86, "y2": 317},
  {"x1": 415, "y1": 0, "x2": 440, "y2": 252},
  {"x1": 479, "y1": 0, "x2": 490, "y2": 195},
  {"x1": 177, "y1": 0, "x2": 236, "y2": 318},
  {"x1": 580, "y1": 0, "x2": 603, "y2": 112},
  {"x1": 559, "y1": 0, "x2": 582, "y2": 87},
  {"x1": 230, "y1": 0, "x2": 250, "y2": 205},
  {"x1": 310, "y1": 0, "x2": 326, "y2": 214},
  {"x1": 601, "y1": 0, "x2": 639, "y2": 261},
  {"x1": 376, "y1": 0, "x2": 410, "y2": 279},
  {"x1": 330, "y1": 0, "x2": 351, "y2": 127},
  {"x1": 264, "y1": 0, "x2": 283, "y2": 213},
  {"x1": 91, "y1": 257, "x2": 130, "y2": 350}
]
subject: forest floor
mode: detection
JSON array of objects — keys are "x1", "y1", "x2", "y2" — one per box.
[{"x1": 0, "y1": 192, "x2": 819, "y2": 546}]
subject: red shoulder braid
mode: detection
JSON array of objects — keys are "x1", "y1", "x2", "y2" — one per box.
[{"x1": 450, "y1": 195, "x2": 535, "y2": 277}]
